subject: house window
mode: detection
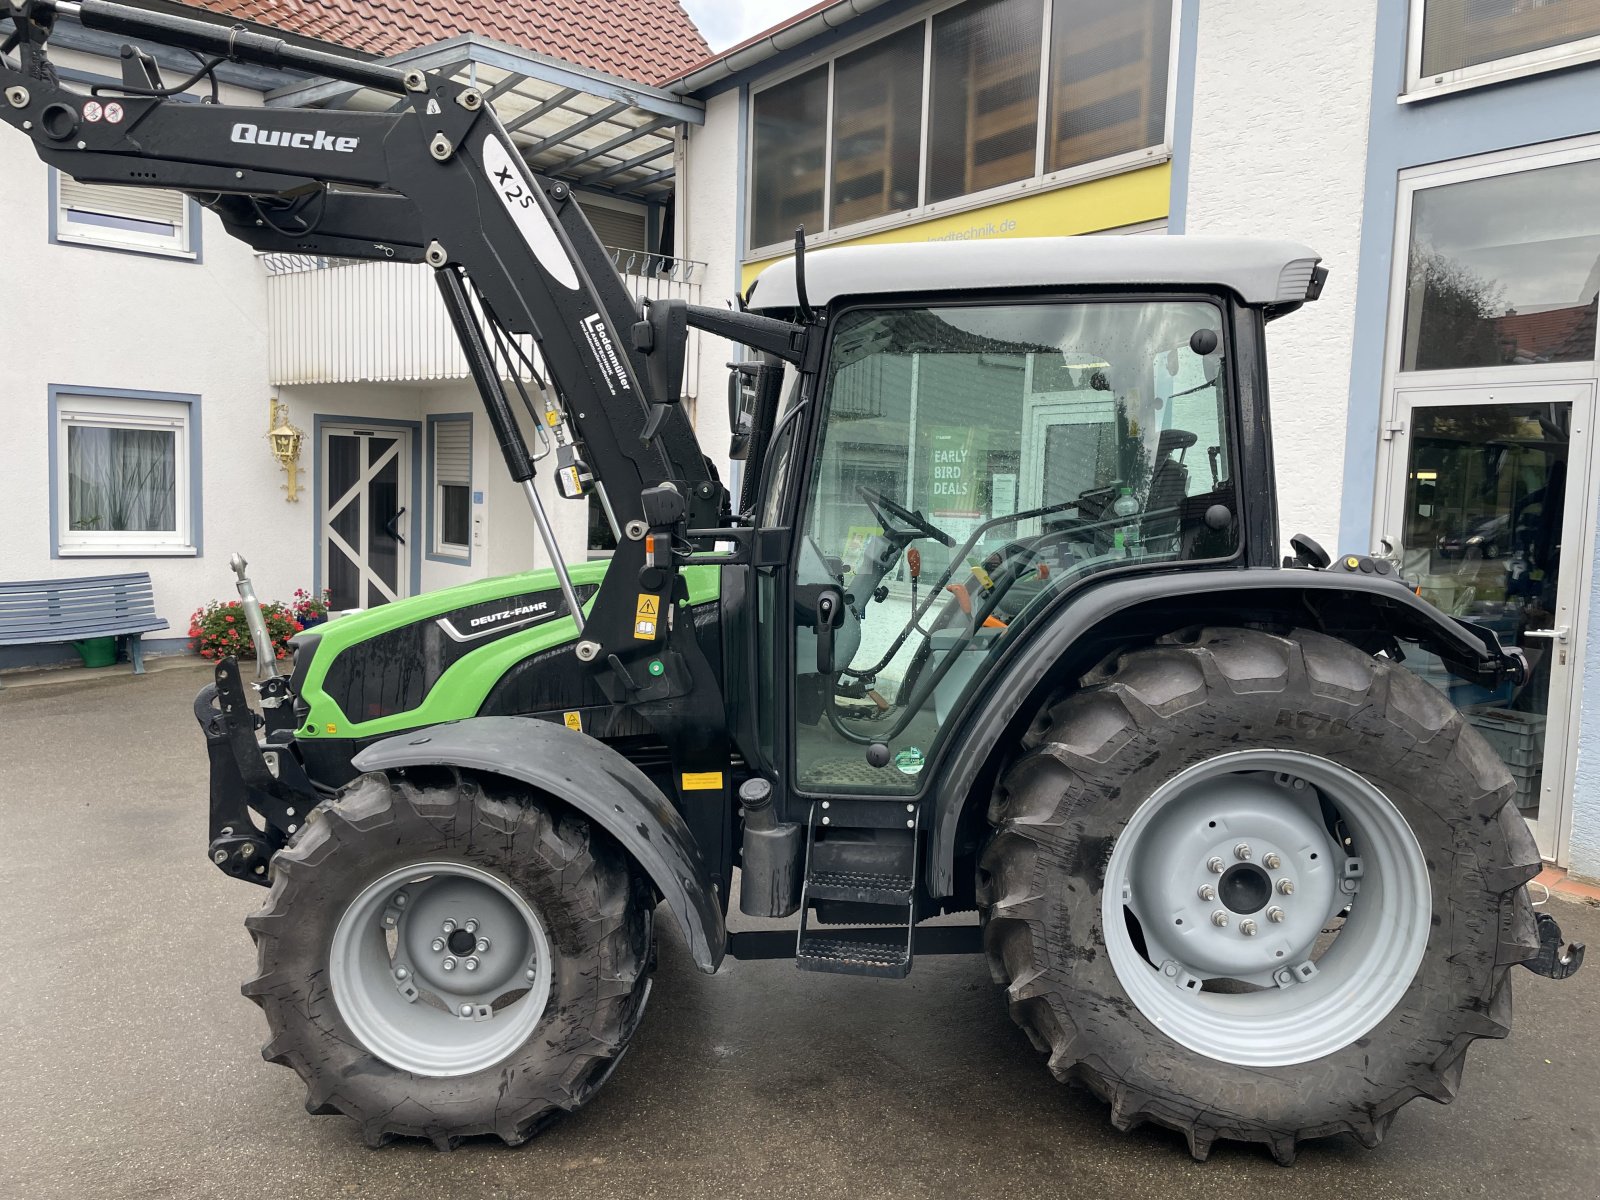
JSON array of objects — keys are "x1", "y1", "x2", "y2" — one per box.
[
  {"x1": 53, "y1": 172, "x2": 197, "y2": 259},
  {"x1": 747, "y1": 0, "x2": 1174, "y2": 256},
  {"x1": 751, "y1": 65, "x2": 830, "y2": 250},
  {"x1": 1410, "y1": 0, "x2": 1600, "y2": 94},
  {"x1": 429, "y1": 416, "x2": 472, "y2": 560},
  {"x1": 1398, "y1": 154, "x2": 1600, "y2": 372},
  {"x1": 53, "y1": 391, "x2": 198, "y2": 556},
  {"x1": 927, "y1": 0, "x2": 1044, "y2": 204}
]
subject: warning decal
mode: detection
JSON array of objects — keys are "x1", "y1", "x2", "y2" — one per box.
[
  {"x1": 82, "y1": 101, "x2": 103, "y2": 123},
  {"x1": 681, "y1": 771, "x2": 724, "y2": 791},
  {"x1": 562, "y1": 711, "x2": 582, "y2": 732},
  {"x1": 633, "y1": 593, "x2": 659, "y2": 641}
]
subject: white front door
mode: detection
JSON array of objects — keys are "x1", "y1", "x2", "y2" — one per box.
[
  {"x1": 1377, "y1": 381, "x2": 1595, "y2": 861},
  {"x1": 321, "y1": 425, "x2": 412, "y2": 611}
]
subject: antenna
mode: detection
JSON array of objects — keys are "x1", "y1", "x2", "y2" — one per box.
[{"x1": 793, "y1": 226, "x2": 814, "y2": 323}]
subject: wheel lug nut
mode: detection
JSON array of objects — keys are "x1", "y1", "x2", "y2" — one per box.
[
  {"x1": 1268, "y1": 906, "x2": 1285, "y2": 923},
  {"x1": 1211, "y1": 910, "x2": 1229, "y2": 927},
  {"x1": 442, "y1": 957, "x2": 457, "y2": 971},
  {"x1": 1240, "y1": 919, "x2": 1258, "y2": 936},
  {"x1": 1234, "y1": 843, "x2": 1252, "y2": 861},
  {"x1": 1197, "y1": 884, "x2": 1216, "y2": 901},
  {"x1": 394, "y1": 966, "x2": 409, "y2": 980},
  {"x1": 441, "y1": 919, "x2": 456, "y2": 933},
  {"x1": 526, "y1": 968, "x2": 537, "y2": 981},
  {"x1": 1277, "y1": 878, "x2": 1295, "y2": 895},
  {"x1": 1206, "y1": 857, "x2": 1225, "y2": 874},
  {"x1": 475, "y1": 937, "x2": 490, "y2": 954},
  {"x1": 431, "y1": 937, "x2": 446, "y2": 953},
  {"x1": 1263, "y1": 853, "x2": 1282, "y2": 870},
  {"x1": 392, "y1": 891, "x2": 409, "y2": 907},
  {"x1": 464, "y1": 919, "x2": 479, "y2": 934},
  {"x1": 464, "y1": 957, "x2": 479, "y2": 971},
  {"x1": 460, "y1": 1004, "x2": 473, "y2": 1018}
]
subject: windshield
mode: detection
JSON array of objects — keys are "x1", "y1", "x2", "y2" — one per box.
[{"x1": 791, "y1": 298, "x2": 1236, "y2": 793}]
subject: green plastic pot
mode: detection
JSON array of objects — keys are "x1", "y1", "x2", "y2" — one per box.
[{"x1": 72, "y1": 636, "x2": 118, "y2": 669}]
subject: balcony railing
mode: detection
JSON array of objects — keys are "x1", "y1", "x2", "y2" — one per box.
[{"x1": 263, "y1": 246, "x2": 705, "y2": 389}]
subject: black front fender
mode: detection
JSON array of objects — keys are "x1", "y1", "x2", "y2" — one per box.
[
  {"x1": 926, "y1": 567, "x2": 1527, "y2": 896},
  {"x1": 352, "y1": 716, "x2": 726, "y2": 973}
]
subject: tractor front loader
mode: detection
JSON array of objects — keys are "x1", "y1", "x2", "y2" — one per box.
[{"x1": 2, "y1": 0, "x2": 1583, "y2": 1162}]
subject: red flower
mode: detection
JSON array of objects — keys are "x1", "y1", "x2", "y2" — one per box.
[
  {"x1": 292, "y1": 621, "x2": 304, "y2": 632},
  {"x1": 201, "y1": 649, "x2": 214, "y2": 659},
  {"x1": 225, "y1": 616, "x2": 235, "y2": 624}
]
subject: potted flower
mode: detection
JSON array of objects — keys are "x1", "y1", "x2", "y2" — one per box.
[
  {"x1": 290, "y1": 587, "x2": 333, "y2": 628},
  {"x1": 189, "y1": 599, "x2": 302, "y2": 663}
]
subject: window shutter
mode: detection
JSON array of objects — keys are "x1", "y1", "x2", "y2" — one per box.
[
  {"x1": 581, "y1": 203, "x2": 649, "y2": 253},
  {"x1": 58, "y1": 176, "x2": 187, "y2": 228},
  {"x1": 434, "y1": 421, "x2": 471, "y2": 486}
]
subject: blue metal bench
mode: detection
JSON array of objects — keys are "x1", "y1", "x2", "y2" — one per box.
[{"x1": 0, "y1": 572, "x2": 171, "y2": 678}]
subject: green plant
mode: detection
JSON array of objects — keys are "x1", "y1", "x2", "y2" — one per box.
[{"x1": 189, "y1": 599, "x2": 301, "y2": 661}]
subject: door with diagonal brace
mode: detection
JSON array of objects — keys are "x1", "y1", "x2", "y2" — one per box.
[{"x1": 321, "y1": 425, "x2": 412, "y2": 611}]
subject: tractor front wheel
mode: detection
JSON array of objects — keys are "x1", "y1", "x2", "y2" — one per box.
[
  {"x1": 978, "y1": 627, "x2": 1542, "y2": 1163},
  {"x1": 243, "y1": 769, "x2": 653, "y2": 1148}
]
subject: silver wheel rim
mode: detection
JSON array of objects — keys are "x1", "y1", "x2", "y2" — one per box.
[
  {"x1": 329, "y1": 861, "x2": 553, "y2": 1077},
  {"x1": 1102, "y1": 750, "x2": 1431, "y2": 1067}
]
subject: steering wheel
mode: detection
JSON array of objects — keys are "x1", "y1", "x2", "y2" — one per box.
[{"x1": 858, "y1": 486, "x2": 955, "y2": 547}]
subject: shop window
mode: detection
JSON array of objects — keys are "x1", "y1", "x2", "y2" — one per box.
[
  {"x1": 53, "y1": 172, "x2": 197, "y2": 259},
  {"x1": 1418, "y1": 0, "x2": 1600, "y2": 83},
  {"x1": 751, "y1": 66, "x2": 829, "y2": 250},
  {"x1": 1399, "y1": 156, "x2": 1600, "y2": 372},
  {"x1": 926, "y1": 0, "x2": 1044, "y2": 204},
  {"x1": 429, "y1": 416, "x2": 472, "y2": 560},
  {"x1": 53, "y1": 390, "x2": 198, "y2": 556},
  {"x1": 830, "y1": 23, "x2": 926, "y2": 228},
  {"x1": 1047, "y1": 0, "x2": 1171, "y2": 174}
]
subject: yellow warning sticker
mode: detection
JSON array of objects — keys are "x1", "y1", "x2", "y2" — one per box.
[
  {"x1": 681, "y1": 771, "x2": 724, "y2": 791},
  {"x1": 563, "y1": 710, "x2": 582, "y2": 732},
  {"x1": 634, "y1": 593, "x2": 660, "y2": 640}
]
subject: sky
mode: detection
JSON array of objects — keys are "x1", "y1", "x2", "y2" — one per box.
[{"x1": 679, "y1": 0, "x2": 816, "y2": 53}]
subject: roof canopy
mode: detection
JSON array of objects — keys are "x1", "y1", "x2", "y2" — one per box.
[
  {"x1": 746, "y1": 237, "x2": 1325, "y2": 310},
  {"x1": 266, "y1": 34, "x2": 703, "y2": 203}
]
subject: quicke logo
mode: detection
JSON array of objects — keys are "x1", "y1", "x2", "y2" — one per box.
[{"x1": 231, "y1": 123, "x2": 360, "y2": 154}]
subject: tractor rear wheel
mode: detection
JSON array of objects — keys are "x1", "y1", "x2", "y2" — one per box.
[
  {"x1": 243, "y1": 769, "x2": 653, "y2": 1148},
  {"x1": 978, "y1": 626, "x2": 1542, "y2": 1163}
]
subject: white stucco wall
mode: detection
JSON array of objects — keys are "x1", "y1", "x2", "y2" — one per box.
[
  {"x1": 682, "y1": 89, "x2": 743, "y2": 490},
  {"x1": 1182, "y1": 0, "x2": 1377, "y2": 555},
  {"x1": 0, "y1": 55, "x2": 285, "y2": 641}
]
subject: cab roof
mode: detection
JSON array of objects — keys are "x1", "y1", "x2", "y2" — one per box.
[{"x1": 745, "y1": 236, "x2": 1325, "y2": 312}]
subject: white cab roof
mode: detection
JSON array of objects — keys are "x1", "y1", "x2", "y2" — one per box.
[{"x1": 746, "y1": 235, "x2": 1323, "y2": 310}]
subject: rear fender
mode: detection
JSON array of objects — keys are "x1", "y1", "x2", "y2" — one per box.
[
  {"x1": 926, "y1": 568, "x2": 1526, "y2": 896},
  {"x1": 352, "y1": 716, "x2": 726, "y2": 972}
]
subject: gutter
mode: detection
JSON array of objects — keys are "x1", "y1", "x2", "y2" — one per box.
[{"x1": 667, "y1": 0, "x2": 895, "y2": 95}]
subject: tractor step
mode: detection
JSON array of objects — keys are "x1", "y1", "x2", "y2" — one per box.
[
  {"x1": 796, "y1": 930, "x2": 912, "y2": 979},
  {"x1": 795, "y1": 803, "x2": 920, "y2": 977},
  {"x1": 804, "y1": 870, "x2": 914, "y2": 905}
]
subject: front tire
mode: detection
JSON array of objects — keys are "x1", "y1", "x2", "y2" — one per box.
[
  {"x1": 243, "y1": 769, "x2": 653, "y2": 1148},
  {"x1": 978, "y1": 627, "x2": 1542, "y2": 1163}
]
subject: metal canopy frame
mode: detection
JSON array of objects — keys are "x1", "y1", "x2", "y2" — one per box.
[{"x1": 265, "y1": 34, "x2": 703, "y2": 204}]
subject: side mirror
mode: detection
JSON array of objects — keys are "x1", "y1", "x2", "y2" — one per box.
[{"x1": 727, "y1": 360, "x2": 781, "y2": 461}]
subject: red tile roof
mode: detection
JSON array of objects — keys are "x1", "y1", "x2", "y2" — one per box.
[{"x1": 179, "y1": 0, "x2": 711, "y2": 87}]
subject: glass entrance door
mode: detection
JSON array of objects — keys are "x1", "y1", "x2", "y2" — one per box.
[
  {"x1": 321, "y1": 426, "x2": 412, "y2": 611},
  {"x1": 1380, "y1": 382, "x2": 1594, "y2": 859}
]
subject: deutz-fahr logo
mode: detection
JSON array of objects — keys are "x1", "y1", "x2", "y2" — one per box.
[{"x1": 231, "y1": 122, "x2": 359, "y2": 154}]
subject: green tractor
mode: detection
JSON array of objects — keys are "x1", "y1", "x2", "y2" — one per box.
[{"x1": 4, "y1": 0, "x2": 1581, "y2": 1163}]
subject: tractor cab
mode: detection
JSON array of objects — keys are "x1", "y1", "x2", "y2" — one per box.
[{"x1": 739, "y1": 237, "x2": 1320, "y2": 801}]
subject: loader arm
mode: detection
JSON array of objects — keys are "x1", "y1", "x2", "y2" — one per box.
[{"x1": 0, "y1": 0, "x2": 809, "y2": 796}]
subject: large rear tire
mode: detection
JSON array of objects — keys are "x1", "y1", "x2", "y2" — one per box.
[
  {"x1": 978, "y1": 626, "x2": 1542, "y2": 1163},
  {"x1": 243, "y1": 768, "x2": 653, "y2": 1148}
]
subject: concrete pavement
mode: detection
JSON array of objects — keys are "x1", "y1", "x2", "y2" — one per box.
[{"x1": 2, "y1": 664, "x2": 1597, "y2": 1199}]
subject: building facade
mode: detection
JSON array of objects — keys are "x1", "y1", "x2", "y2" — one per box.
[{"x1": 669, "y1": 0, "x2": 1600, "y2": 879}]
